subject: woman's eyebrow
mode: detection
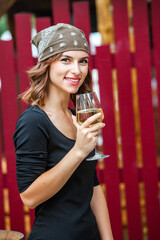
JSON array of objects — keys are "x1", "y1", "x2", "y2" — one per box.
[
  {"x1": 61, "y1": 55, "x2": 72, "y2": 58},
  {"x1": 61, "y1": 55, "x2": 89, "y2": 59},
  {"x1": 81, "y1": 56, "x2": 89, "y2": 60}
]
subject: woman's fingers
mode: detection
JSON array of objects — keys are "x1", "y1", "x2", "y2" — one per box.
[
  {"x1": 72, "y1": 113, "x2": 105, "y2": 131},
  {"x1": 82, "y1": 113, "x2": 102, "y2": 128},
  {"x1": 72, "y1": 113, "x2": 105, "y2": 157},
  {"x1": 89, "y1": 122, "x2": 105, "y2": 132}
]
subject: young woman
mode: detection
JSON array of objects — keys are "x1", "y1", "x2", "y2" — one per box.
[{"x1": 13, "y1": 23, "x2": 114, "y2": 240}]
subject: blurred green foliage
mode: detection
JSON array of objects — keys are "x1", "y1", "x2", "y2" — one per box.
[{"x1": 0, "y1": 14, "x2": 9, "y2": 37}]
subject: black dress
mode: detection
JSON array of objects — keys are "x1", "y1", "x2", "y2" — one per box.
[{"x1": 13, "y1": 105, "x2": 101, "y2": 240}]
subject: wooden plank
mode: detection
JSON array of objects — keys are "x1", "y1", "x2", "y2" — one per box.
[
  {"x1": 132, "y1": 0, "x2": 160, "y2": 239},
  {"x1": 151, "y1": 0, "x2": 160, "y2": 139},
  {"x1": 72, "y1": 1, "x2": 91, "y2": 45},
  {"x1": 14, "y1": 13, "x2": 33, "y2": 113},
  {"x1": 112, "y1": 0, "x2": 143, "y2": 239},
  {"x1": 72, "y1": 1, "x2": 93, "y2": 70},
  {"x1": 95, "y1": 0, "x2": 114, "y2": 45},
  {"x1": 96, "y1": 45, "x2": 123, "y2": 240},
  {"x1": 36, "y1": 17, "x2": 51, "y2": 33},
  {"x1": 51, "y1": 0, "x2": 70, "y2": 24},
  {"x1": 0, "y1": 90, "x2": 5, "y2": 228},
  {"x1": 14, "y1": 14, "x2": 34, "y2": 230},
  {"x1": 0, "y1": 40, "x2": 24, "y2": 233}
]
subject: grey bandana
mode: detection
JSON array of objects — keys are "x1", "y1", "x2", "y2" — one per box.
[{"x1": 31, "y1": 23, "x2": 89, "y2": 62}]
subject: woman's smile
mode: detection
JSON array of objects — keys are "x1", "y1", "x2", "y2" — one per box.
[{"x1": 64, "y1": 77, "x2": 81, "y2": 85}]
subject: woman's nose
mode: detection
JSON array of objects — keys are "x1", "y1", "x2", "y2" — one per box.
[{"x1": 71, "y1": 62, "x2": 81, "y2": 75}]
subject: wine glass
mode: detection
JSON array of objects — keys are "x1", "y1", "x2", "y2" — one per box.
[{"x1": 76, "y1": 92, "x2": 110, "y2": 161}]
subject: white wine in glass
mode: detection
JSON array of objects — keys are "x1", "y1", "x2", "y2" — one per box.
[
  {"x1": 76, "y1": 92, "x2": 109, "y2": 161},
  {"x1": 77, "y1": 108, "x2": 104, "y2": 125}
]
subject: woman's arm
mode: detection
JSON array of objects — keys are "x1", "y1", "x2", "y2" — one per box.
[
  {"x1": 91, "y1": 185, "x2": 114, "y2": 240},
  {"x1": 20, "y1": 113, "x2": 105, "y2": 209},
  {"x1": 20, "y1": 146, "x2": 84, "y2": 208}
]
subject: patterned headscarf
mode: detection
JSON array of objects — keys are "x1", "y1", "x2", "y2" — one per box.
[{"x1": 31, "y1": 23, "x2": 89, "y2": 62}]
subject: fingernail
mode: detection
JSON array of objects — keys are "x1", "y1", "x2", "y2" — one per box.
[{"x1": 97, "y1": 113, "x2": 101, "y2": 116}]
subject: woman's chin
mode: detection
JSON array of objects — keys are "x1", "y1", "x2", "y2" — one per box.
[{"x1": 67, "y1": 87, "x2": 80, "y2": 94}]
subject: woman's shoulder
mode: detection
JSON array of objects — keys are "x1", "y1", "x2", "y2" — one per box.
[
  {"x1": 16, "y1": 105, "x2": 49, "y2": 128},
  {"x1": 13, "y1": 105, "x2": 50, "y2": 141}
]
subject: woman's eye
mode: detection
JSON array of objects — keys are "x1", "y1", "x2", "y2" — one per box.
[
  {"x1": 80, "y1": 59, "x2": 88, "y2": 64},
  {"x1": 60, "y1": 58, "x2": 70, "y2": 63}
]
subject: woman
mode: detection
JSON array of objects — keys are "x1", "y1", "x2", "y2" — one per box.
[{"x1": 13, "y1": 23, "x2": 114, "y2": 240}]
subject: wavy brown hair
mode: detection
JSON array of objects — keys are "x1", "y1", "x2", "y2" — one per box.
[{"x1": 21, "y1": 54, "x2": 92, "y2": 107}]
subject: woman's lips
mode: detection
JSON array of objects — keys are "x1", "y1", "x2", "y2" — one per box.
[{"x1": 64, "y1": 77, "x2": 81, "y2": 85}]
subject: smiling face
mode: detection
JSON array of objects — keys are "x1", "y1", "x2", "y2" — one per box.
[{"x1": 48, "y1": 50, "x2": 89, "y2": 95}]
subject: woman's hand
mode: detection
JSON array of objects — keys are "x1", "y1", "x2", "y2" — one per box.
[{"x1": 72, "y1": 113, "x2": 105, "y2": 159}]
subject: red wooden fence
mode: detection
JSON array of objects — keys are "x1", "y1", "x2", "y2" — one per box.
[
  {"x1": 132, "y1": 1, "x2": 160, "y2": 239},
  {"x1": 0, "y1": 0, "x2": 160, "y2": 239}
]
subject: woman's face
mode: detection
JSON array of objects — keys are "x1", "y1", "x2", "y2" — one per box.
[{"x1": 49, "y1": 50, "x2": 89, "y2": 94}]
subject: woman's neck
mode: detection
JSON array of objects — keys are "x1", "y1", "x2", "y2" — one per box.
[{"x1": 44, "y1": 89, "x2": 71, "y2": 113}]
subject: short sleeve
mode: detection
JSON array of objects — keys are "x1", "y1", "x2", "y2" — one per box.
[
  {"x1": 93, "y1": 166, "x2": 100, "y2": 186},
  {"x1": 13, "y1": 109, "x2": 49, "y2": 193}
]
